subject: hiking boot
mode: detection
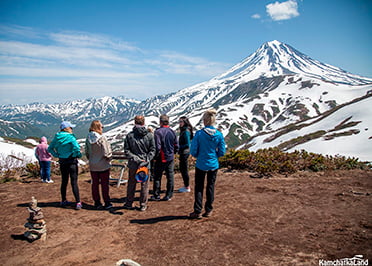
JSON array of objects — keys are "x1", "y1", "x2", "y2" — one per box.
[
  {"x1": 76, "y1": 202, "x2": 82, "y2": 210},
  {"x1": 123, "y1": 204, "x2": 134, "y2": 210},
  {"x1": 178, "y1": 187, "x2": 191, "y2": 193},
  {"x1": 162, "y1": 196, "x2": 172, "y2": 201},
  {"x1": 202, "y1": 211, "x2": 212, "y2": 217},
  {"x1": 189, "y1": 212, "x2": 202, "y2": 219},
  {"x1": 104, "y1": 203, "x2": 113, "y2": 210},
  {"x1": 60, "y1": 200, "x2": 70, "y2": 207},
  {"x1": 94, "y1": 201, "x2": 103, "y2": 209},
  {"x1": 150, "y1": 195, "x2": 161, "y2": 201}
]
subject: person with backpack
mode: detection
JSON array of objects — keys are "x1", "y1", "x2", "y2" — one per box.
[
  {"x1": 178, "y1": 116, "x2": 193, "y2": 193},
  {"x1": 35, "y1": 136, "x2": 53, "y2": 183},
  {"x1": 123, "y1": 115, "x2": 156, "y2": 211},
  {"x1": 151, "y1": 114, "x2": 179, "y2": 201},
  {"x1": 48, "y1": 121, "x2": 83, "y2": 210},
  {"x1": 85, "y1": 120, "x2": 113, "y2": 210},
  {"x1": 189, "y1": 109, "x2": 226, "y2": 219}
]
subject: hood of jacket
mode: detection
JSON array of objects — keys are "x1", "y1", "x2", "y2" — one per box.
[
  {"x1": 87, "y1": 131, "x2": 102, "y2": 144},
  {"x1": 54, "y1": 131, "x2": 76, "y2": 144},
  {"x1": 203, "y1": 126, "x2": 217, "y2": 136},
  {"x1": 133, "y1": 125, "x2": 148, "y2": 137},
  {"x1": 39, "y1": 136, "x2": 47, "y2": 144}
]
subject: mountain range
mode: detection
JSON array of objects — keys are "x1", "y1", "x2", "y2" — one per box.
[{"x1": 1, "y1": 40, "x2": 371, "y2": 160}]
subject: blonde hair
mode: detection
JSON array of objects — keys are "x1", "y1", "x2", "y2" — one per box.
[
  {"x1": 203, "y1": 109, "x2": 217, "y2": 126},
  {"x1": 89, "y1": 120, "x2": 103, "y2": 134}
]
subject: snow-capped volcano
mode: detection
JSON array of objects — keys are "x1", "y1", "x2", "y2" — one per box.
[
  {"x1": 216, "y1": 40, "x2": 372, "y2": 85},
  {"x1": 1, "y1": 40, "x2": 371, "y2": 160}
]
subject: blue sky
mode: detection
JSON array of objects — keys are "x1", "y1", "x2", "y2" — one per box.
[{"x1": 0, "y1": 0, "x2": 371, "y2": 105}]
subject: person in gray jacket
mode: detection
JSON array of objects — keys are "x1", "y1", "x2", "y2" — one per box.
[
  {"x1": 85, "y1": 120, "x2": 113, "y2": 210},
  {"x1": 123, "y1": 115, "x2": 156, "y2": 211}
]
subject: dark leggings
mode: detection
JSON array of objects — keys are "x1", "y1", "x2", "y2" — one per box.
[
  {"x1": 60, "y1": 162, "x2": 80, "y2": 203},
  {"x1": 179, "y1": 153, "x2": 190, "y2": 187}
]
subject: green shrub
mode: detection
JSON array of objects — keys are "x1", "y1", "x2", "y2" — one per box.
[{"x1": 220, "y1": 148, "x2": 370, "y2": 176}]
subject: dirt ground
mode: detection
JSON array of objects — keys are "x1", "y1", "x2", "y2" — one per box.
[{"x1": 0, "y1": 168, "x2": 371, "y2": 266}]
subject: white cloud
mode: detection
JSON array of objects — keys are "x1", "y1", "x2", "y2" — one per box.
[
  {"x1": 251, "y1": 14, "x2": 261, "y2": 19},
  {"x1": 266, "y1": 0, "x2": 299, "y2": 21},
  {"x1": 0, "y1": 25, "x2": 230, "y2": 104}
]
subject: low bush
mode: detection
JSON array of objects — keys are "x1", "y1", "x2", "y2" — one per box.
[{"x1": 220, "y1": 148, "x2": 371, "y2": 176}]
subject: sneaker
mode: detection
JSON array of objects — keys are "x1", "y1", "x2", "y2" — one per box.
[
  {"x1": 150, "y1": 195, "x2": 161, "y2": 201},
  {"x1": 76, "y1": 202, "x2": 82, "y2": 210},
  {"x1": 162, "y1": 196, "x2": 172, "y2": 201},
  {"x1": 47, "y1": 180, "x2": 54, "y2": 183},
  {"x1": 104, "y1": 203, "x2": 113, "y2": 210},
  {"x1": 202, "y1": 211, "x2": 212, "y2": 217},
  {"x1": 189, "y1": 212, "x2": 202, "y2": 219},
  {"x1": 139, "y1": 205, "x2": 147, "y2": 212},
  {"x1": 178, "y1": 187, "x2": 191, "y2": 193},
  {"x1": 60, "y1": 200, "x2": 70, "y2": 207},
  {"x1": 42, "y1": 179, "x2": 47, "y2": 183}
]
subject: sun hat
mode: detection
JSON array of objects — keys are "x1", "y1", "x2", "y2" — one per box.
[
  {"x1": 135, "y1": 166, "x2": 149, "y2": 183},
  {"x1": 60, "y1": 121, "x2": 76, "y2": 130}
]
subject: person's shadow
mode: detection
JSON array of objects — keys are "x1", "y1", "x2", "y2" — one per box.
[
  {"x1": 130, "y1": 215, "x2": 190, "y2": 224},
  {"x1": 17, "y1": 202, "x2": 124, "y2": 215}
]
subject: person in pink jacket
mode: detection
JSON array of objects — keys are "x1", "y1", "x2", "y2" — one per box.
[{"x1": 35, "y1": 136, "x2": 53, "y2": 183}]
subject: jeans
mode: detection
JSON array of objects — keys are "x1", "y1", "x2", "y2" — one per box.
[
  {"x1": 126, "y1": 168, "x2": 149, "y2": 207},
  {"x1": 39, "y1": 160, "x2": 51, "y2": 181},
  {"x1": 153, "y1": 160, "x2": 174, "y2": 198},
  {"x1": 90, "y1": 169, "x2": 110, "y2": 205},
  {"x1": 193, "y1": 167, "x2": 218, "y2": 214},
  {"x1": 179, "y1": 153, "x2": 190, "y2": 187},
  {"x1": 60, "y1": 160, "x2": 80, "y2": 203}
]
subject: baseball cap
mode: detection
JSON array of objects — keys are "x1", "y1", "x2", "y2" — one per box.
[
  {"x1": 135, "y1": 166, "x2": 149, "y2": 183},
  {"x1": 60, "y1": 121, "x2": 76, "y2": 130}
]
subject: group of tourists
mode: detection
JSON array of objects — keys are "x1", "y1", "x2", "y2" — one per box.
[{"x1": 35, "y1": 109, "x2": 226, "y2": 218}]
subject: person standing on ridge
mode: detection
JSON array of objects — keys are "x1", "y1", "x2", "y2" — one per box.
[
  {"x1": 151, "y1": 114, "x2": 179, "y2": 201},
  {"x1": 35, "y1": 136, "x2": 53, "y2": 183},
  {"x1": 85, "y1": 120, "x2": 113, "y2": 210},
  {"x1": 123, "y1": 115, "x2": 155, "y2": 211},
  {"x1": 189, "y1": 109, "x2": 226, "y2": 219},
  {"x1": 48, "y1": 121, "x2": 83, "y2": 210},
  {"x1": 178, "y1": 116, "x2": 193, "y2": 193}
]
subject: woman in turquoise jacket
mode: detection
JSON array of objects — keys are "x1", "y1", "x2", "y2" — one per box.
[
  {"x1": 48, "y1": 121, "x2": 83, "y2": 210},
  {"x1": 189, "y1": 109, "x2": 226, "y2": 219}
]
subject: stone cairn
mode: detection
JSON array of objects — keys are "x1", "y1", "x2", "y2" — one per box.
[{"x1": 24, "y1": 196, "x2": 47, "y2": 241}]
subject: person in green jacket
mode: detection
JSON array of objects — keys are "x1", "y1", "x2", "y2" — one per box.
[{"x1": 48, "y1": 121, "x2": 83, "y2": 210}]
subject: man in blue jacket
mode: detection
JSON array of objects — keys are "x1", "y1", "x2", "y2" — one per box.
[{"x1": 151, "y1": 114, "x2": 179, "y2": 201}]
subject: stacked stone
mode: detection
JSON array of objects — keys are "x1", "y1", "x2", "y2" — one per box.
[{"x1": 24, "y1": 197, "x2": 47, "y2": 241}]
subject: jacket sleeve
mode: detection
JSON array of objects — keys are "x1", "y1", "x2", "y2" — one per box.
[
  {"x1": 216, "y1": 133, "x2": 226, "y2": 158},
  {"x1": 124, "y1": 135, "x2": 141, "y2": 164},
  {"x1": 85, "y1": 138, "x2": 90, "y2": 160},
  {"x1": 147, "y1": 133, "x2": 156, "y2": 161},
  {"x1": 34, "y1": 147, "x2": 40, "y2": 161},
  {"x1": 71, "y1": 137, "x2": 82, "y2": 158},
  {"x1": 47, "y1": 137, "x2": 59, "y2": 158},
  {"x1": 190, "y1": 132, "x2": 199, "y2": 158},
  {"x1": 154, "y1": 130, "x2": 162, "y2": 158},
  {"x1": 102, "y1": 136, "x2": 112, "y2": 159}
]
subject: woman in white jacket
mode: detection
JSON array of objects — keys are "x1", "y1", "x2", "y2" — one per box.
[{"x1": 85, "y1": 120, "x2": 112, "y2": 210}]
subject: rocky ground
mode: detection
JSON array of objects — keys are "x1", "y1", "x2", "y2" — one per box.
[{"x1": 0, "y1": 168, "x2": 371, "y2": 265}]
